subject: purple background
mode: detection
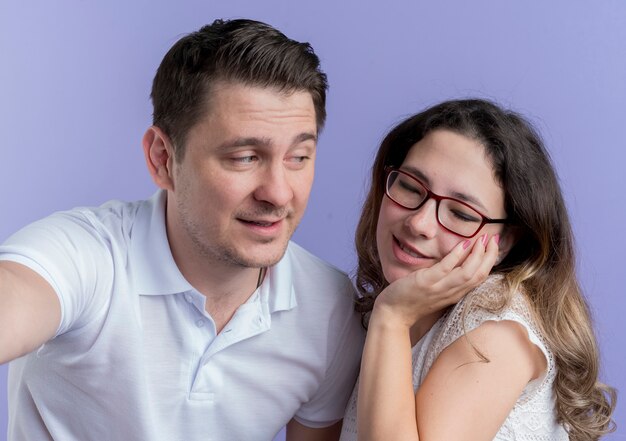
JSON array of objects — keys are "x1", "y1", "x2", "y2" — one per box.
[{"x1": 1, "y1": 1, "x2": 624, "y2": 439}]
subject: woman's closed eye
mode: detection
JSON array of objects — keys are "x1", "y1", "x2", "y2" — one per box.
[{"x1": 449, "y1": 208, "x2": 481, "y2": 223}]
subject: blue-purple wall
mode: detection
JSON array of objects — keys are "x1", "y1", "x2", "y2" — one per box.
[{"x1": 1, "y1": 1, "x2": 624, "y2": 438}]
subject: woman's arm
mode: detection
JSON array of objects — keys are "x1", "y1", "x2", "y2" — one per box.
[
  {"x1": 413, "y1": 319, "x2": 546, "y2": 440},
  {"x1": 358, "y1": 309, "x2": 545, "y2": 441},
  {"x1": 357, "y1": 307, "x2": 418, "y2": 441}
]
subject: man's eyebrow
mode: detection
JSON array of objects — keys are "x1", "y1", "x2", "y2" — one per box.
[
  {"x1": 399, "y1": 165, "x2": 487, "y2": 212},
  {"x1": 217, "y1": 132, "x2": 317, "y2": 151},
  {"x1": 293, "y1": 132, "x2": 317, "y2": 145},
  {"x1": 218, "y1": 137, "x2": 272, "y2": 150}
]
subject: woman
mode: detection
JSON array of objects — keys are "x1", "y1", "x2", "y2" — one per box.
[{"x1": 340, "y1": 99, "x2": 616, "y2": 440}]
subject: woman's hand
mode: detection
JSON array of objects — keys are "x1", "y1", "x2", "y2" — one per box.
[{"x1": 373, "y1": 234, "x2": 500, "y2": 329}]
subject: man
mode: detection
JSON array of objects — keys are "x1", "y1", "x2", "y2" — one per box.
[{"x1": 0, "y1": 19, "x2": 364, "y2": 441}]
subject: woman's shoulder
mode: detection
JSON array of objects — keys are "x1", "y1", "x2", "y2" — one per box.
[
  {"x1": 424, "y1": 274, "x2": 556, "y2": 396},
  {"x1": 457, "y1": 274, "x2": 535, "y2": 325},
  {"x1": 423, "y1": 274, "x2": 552, "y2": 373}
]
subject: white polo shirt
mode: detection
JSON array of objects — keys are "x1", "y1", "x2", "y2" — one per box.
[{"x1": 0, "y1": 191, "x2": 364, "y2": 441}]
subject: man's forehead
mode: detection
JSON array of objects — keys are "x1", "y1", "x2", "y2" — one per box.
[{"x1": 200, "y1": 85, "x2": 316, "y2": 129}]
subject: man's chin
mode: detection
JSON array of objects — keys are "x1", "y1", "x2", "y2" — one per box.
[{"x1": 235, "y1": 241, "x2": 290, "y2": 268}]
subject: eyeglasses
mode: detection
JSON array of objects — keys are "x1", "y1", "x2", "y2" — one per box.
[{"x1": 384, "y1": 168, "x2": 508, "y2": 238}]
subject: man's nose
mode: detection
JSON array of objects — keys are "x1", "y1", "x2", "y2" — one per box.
[{"x1": 253, "y1": 164, "x2": 294, "y2": 207}]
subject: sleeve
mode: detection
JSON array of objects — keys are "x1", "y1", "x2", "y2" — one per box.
[
  {"x1": 0, "y1": 210, "x2": 114, "y2": 336},
  {"x1": 294, "y1": 282, "x2": 366, "y2": 428}
]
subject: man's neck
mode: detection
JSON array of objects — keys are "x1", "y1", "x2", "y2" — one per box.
[
  {"x1": 165, "y1": 207, "x2": 264, "y2": 332},
  {"x1": 176, "y1": 254, "x2": 263, "y2": 333}
]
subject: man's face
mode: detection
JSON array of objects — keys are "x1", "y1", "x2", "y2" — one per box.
[{"x1": 166, "y1": 82, "x2": 318, "y2": 270}]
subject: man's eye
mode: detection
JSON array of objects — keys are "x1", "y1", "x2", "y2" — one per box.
[
  {"x1": 291, "y1": 156, "x2": 310, "y2": 163},
  {"x1": 232, "y1": 156, "x2": 258, "y2": 164}
]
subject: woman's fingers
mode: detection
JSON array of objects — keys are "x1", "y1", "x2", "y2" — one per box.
[
  {"x1": 421, "y1": 235, "x2": 498, "y2": 306},
  {"x1": 417, "y1": 239, "x2": 472, "y2": 285},
  {"x1": 451, "y1": 235, "x2": 489, "y2": 283},
  {"x1": 376, "y1": 234, "x2": 501, "y2": 323},
  {"x1": 475, "y1": 234, "x2": 499, "y2": 280}
]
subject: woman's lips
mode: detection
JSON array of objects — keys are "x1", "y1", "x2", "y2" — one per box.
[{"x1": 392, "y1": 236, "x2": 435, "y2": 265}]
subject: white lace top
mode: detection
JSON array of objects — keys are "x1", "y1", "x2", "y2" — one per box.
[{"x1": 340, "y1": 276, "x2": 569, "y2": 440}]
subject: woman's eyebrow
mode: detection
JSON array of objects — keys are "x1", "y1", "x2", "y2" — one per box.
[
  {"x1": 449, "y1": 190, "x2": 487, "y2": 212},
  {"x1": 400, "y1": 165, "x2": 431, "y2": 186},
  {"x1": 400, "y1": 165, "x2": 488, "y2": 212}
]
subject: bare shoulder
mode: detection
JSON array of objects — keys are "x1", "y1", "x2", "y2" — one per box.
[
  {"x1": 459, "y1": 319, "x2": 547, "y2": 379},
  {"x1": 413, "y1": 319, "x2": 548, "y2": 439}
]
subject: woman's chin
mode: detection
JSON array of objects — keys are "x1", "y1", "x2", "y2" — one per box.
[{"x1": 382, "y1": 258, "x2": 440, "y2": 285}]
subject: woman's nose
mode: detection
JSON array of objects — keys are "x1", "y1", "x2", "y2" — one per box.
[{"x1": 404, "y1": 198, "x2": 439, "y2": 238}]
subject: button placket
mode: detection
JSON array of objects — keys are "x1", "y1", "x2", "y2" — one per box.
[{"x1": 189, "y1": 359, "x2": 223, "y2": 401}]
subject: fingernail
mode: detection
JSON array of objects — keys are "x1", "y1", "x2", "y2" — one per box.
[
  {"x1": 463, "y1": 240, "x2": 471, "y2": 249},
  {"x1": 494, "y1": 234, "x2": 500, "y2": 245},
  {"x1": 482, "y1": 235, "x2": 488, "y2": 245}
]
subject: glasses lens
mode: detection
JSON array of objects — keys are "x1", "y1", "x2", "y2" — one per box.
[
  {"x1": 386, "y1": 171, "x2": 427, "y2": 209},
  {"x1": 438, "y1": 199, "x2": 483, "y2": 237}
]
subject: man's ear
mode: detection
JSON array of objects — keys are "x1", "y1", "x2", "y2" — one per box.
[{"x1": 142, "y1": 126, "x2": 176, "y2": 191}]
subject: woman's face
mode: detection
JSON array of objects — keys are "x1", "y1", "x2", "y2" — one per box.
[{"x1": 376, "y1": 129, "x2": 508, "y2": 284}]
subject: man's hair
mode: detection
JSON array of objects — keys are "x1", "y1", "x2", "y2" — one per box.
[{"x1": 150, "y1": 18, "x2": 328, "y2": 160}]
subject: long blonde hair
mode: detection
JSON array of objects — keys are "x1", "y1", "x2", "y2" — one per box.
[{"x1": 355, "y1": 99, "x2": 616, "y2": 439}]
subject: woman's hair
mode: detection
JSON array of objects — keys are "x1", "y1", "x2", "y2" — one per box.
[{"x1": 355, "y1": 99, "x2": 616, "y2": 439}]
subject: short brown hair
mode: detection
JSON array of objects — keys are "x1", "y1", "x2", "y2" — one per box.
[{"x1": 150, "y1": 19, "x2": 328, "y2": 160}]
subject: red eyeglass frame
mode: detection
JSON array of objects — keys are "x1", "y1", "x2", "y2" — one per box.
[{"x1": 384, "y1": 167, "x2": 508, "y2": 238}]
